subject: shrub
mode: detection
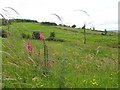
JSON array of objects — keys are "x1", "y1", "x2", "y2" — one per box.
[
  {"x1": 46, "y1": 32, "x2": 66, "y2": 42},
  {"x1": 32, "y1": 32, "x2": 40, "y2": 39},
  {"x1": 41, "y1": 22, "x2": 57, "y2": 26},
  {"x1": 0, "y1": 30, "x2": 8, "y2": 38},
  {"x1": 50, "y1": 32, "x2": 55, "y2": 38},
  {"x1": 21, "y1": 33, "x2": 26, "y2": 38},
  {"x1": 21, "y1": 33, "x2": 31, "y2": 39},
  {"x1": 46, "y1": 32, "x2": 55, "y2": 41},
  {"x1": 71, "y1": 24, "x2": 76, "y2": 28}
]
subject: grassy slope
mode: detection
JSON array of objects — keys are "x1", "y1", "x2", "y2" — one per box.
[{"x1": 2, "y1": 22, "x2": 118, "y2": 88}]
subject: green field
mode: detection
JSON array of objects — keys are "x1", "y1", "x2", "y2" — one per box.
[{"x1": 1, "y1": 22, "x2": 118, "y2": 88}]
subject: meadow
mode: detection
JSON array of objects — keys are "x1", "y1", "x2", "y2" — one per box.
[{"x1": 1, "y1": 22, "x2": 118, "y2": 88}]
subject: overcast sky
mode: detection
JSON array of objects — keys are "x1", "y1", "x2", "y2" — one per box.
[{"x1": 0, "y1": 0, "x2": 119, "y2": 30}]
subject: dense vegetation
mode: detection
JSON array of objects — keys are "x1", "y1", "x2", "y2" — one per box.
[{"x1": 1, "y1": 22, "x2": 118, "y2": 88}]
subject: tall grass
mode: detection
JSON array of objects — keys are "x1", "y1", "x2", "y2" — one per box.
[
  {"x1": 2, "y1": 24, "x2": 118, "y2": 88},
  {"x1": 1, "y1": 7, "x2": 118, "y2": 88}
]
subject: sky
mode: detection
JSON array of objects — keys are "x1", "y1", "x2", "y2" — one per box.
[{"x1": 0, "y1": 0, "x2": 119, "y2": 30}]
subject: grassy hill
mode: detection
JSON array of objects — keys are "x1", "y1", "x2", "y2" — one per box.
[{"x1": 1, "y1": 22, "x2": 118, "y2": 88}]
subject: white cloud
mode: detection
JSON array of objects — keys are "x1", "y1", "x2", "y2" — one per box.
[{"x1": 0, "y1": 0, "x2": 119, "y2": 30}]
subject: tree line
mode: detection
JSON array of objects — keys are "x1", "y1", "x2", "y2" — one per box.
[{"x1": 0, "y1": 19, "x2": 38, "y2": 26}]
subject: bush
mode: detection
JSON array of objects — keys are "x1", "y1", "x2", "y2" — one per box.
[
  {"x1": 71, "y1": 24, "x2": 76, "y2": 28},
  {"x1": 46, "y1": 32, "x2": 55, "y2": 41},
  {"x1": 32, "y1": 32, "x2": 40, "y2": 39},
  {"x1": 21, "y1": 33, "x2": 31, "y2": 39},
  {"x1": 41, "y1": 22, "x2": 57, "y2": 26},
  {"x1": 46, "y1": 38, "x2": 65, "y2": 42},
  {"x1": 0, "y1": 30, "x2": 8, "y2": 38},
  {"x1": 50, "y1": 32, "x2": 55, "y2": 38},
  {"x1": 46, "y1": 32, "x2": 66, "y2": 42},
  {"x1": 21, "y1": 33, "x2": 26, "y2": 38}
]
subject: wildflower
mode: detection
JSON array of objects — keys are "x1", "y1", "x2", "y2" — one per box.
[
  {"x1": 27, "y1": 39, "x2": 33, "y2": 53},
  {"x1": 39, "y1": 32, "x2": 49, "y2": 75},
  {"x1": 40, "y1": 32, "x2": 45, "y2": 41},
  {"x1": 45, "y1": 43, "x2": 48, "y2": 47},
  {"x1": 40, "y1": 32, "x2": 48, "y2": 46}
]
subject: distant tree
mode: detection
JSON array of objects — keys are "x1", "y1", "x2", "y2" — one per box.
[
  {"x1": 9, "y1": 19, "x2": 38, "y2": 23},
  {"x1": 71, "y1": 24, "x2": 76, "y2": 28},
  {"x1": 62, "y1": 24, "x2": 67, "y2": 27},
  {"x1": 93, "y1": 27, "x2": 95, "y2": 31},
  {"x1": 1, "y1": 19, "x2": 8, "y2": 26},
  {"x1": 41, "y1": 22, "x2": 57, "y2": 26},
  {"x1": 104, "y1": 29, "x2": 107, "y2": 35},
  {"x1": 59, "y1": 24, "x2": 62, "y2": 26}
]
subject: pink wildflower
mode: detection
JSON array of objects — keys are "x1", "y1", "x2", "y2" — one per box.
[
  {"x1": 39, "y1": 33, "x2": 48, "y2": 46},
  {"x1": 40, "y1": 33, "x2": 45, "y2": 41},
  {"x1": 45, "y1": 42, "x2": 48, "y2": 47},
  {"x1": 27, "y1": 40, "x2": 33, "y2": 53}
]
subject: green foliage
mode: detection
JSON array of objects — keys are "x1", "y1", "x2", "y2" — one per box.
[
  {"x1": 49, "y1": 32, "x2": 55, "y2": 40},
  {"x1": 41, "y1": 22, "x2": 57, "y2": 26},
  {"x1": 1, "y1": 19, "x2": 8, "y2": 26},
  {"x1": 21, "y1": 33, "x2": 31, "y2": 39},
  {"x1": 50, "y1": 32, "x2": 55, "y2": 38},
  {"x1": 9, "y1": 19, "x2": 38, "y2": 23},
  {"x1": 2, "y1": 22, "x2": 118, "y2": 88},
  {"x1": 0, "y1": 30, "x2": 8, "y2": 38},
  {"x1": 0, "y1": 19, "x2": 11, "y2": 26},
  {"x1": 21, "y1": 33, "x2": 26, "y2": 38},
  {"x1": 46, "y1": 32, "x2": 65, "y2": 42},
  {"x1": 32, "y1": 32, "x2": 40, "y2": 39}
]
